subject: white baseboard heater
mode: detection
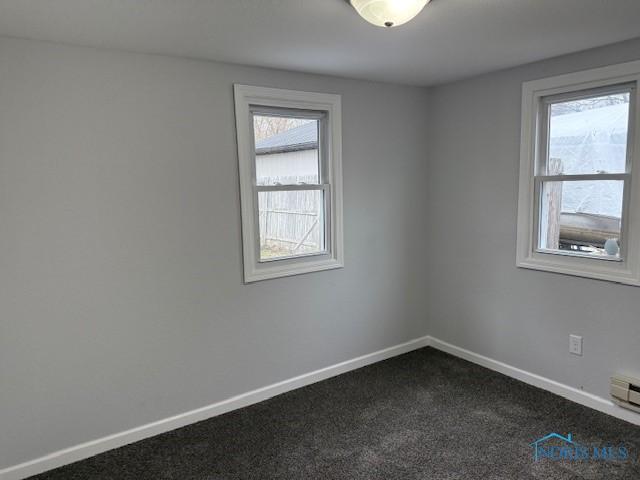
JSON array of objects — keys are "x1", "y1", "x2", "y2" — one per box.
[{"x1": 611, "y1": 375, "x2": 640, "y2": 413}]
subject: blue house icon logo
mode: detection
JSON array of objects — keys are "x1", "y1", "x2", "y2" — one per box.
[{"x1": 530, "y1": 433, "x2": 574, "y2": 461}]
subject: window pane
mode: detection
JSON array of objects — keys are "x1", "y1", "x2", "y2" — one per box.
[
  {"x1": 258, "y1": 190, "x2": 326, "y2": 261},
  {"x1": 548, "y1": 92, "x2": 630, "y2": 175},
  {"x1": 253, "y1": 114, "x2": 320, "y2": 186},
  {"x1": 539, "y1": 180, "x2": 623, "y2": 258}
]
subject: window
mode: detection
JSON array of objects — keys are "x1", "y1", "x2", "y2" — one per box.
[
  {"x1": 234, "y1": 85, "x2": 343, "y2": 282},
  {"x1": 517, "y1": 61, "x2": 640, "y2": 285},
  {"x1": 537, "y1": 87, "x2": 631, "y2": 259}
]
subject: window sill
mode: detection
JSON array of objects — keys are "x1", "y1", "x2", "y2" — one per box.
[
  {"x1": 245, "y1": 256, "x2": 343, "y2": 283},
  {"x1": 534, "y1": 248, "x2": 623, "y2": 263},
  {"x1": 516, "y1": 252, "x2": 640, "y2": 286}
]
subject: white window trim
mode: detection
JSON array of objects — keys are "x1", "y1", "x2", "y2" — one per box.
[
  {"x1": 516, "y1": 60, "x2": 640, "y2": 286},
  {"x1": 234, "y1": 85, "x2": 344, "y2": 283}
]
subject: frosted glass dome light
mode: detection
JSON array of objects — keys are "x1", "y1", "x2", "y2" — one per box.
[{"x1": 350, "y1": 0, "x2": 431, "y2": 28}]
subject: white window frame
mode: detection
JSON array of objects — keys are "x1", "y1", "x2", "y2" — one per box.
[
  {"x1": 517, "y1": 60, "x2": 640, "y2": 286},
  {"x1": 234, "y1": 85, "x2": 344, "y2": 283}
]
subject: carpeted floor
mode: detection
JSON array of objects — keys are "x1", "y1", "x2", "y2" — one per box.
[{"x1": 30, "y1": 347, "x2": 640, "y2": 479}]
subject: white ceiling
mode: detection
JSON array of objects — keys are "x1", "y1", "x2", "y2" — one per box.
[{"x1": 1, "y1": 0, "x2": 639, "y2": 86}]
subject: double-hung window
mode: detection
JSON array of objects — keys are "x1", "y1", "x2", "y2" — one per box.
[
  {"x1": 517, "y1": 61, "x2": 640, "y2": 285},
  {"x1": 234, "y1": 85, "x2": 344, "y2": 282}
]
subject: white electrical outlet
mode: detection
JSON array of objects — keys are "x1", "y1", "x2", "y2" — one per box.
[{"x1": 569, "y1": 335, "x2": 583, "y2": 356}]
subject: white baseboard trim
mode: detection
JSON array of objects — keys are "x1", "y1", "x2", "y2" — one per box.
[
  {"x1": 427, "y1": 336, "x2": 640, "y2": 427},
  {"x1": 0, "y1": 335, "x2": 431, "y2": 480}
]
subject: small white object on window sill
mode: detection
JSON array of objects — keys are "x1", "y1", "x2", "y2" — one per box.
[{"x1": 604, "y1": 238, "x2": 620, "y2": 256}]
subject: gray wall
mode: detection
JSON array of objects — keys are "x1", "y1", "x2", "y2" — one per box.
[
  {"x1": 0, "y1": 37, "x2": 430, "y2": 468},
  {"x1": 426, "y1": 38, "x2": 640, "y2": 404}
]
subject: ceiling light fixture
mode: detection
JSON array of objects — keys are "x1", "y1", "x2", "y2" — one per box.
[{"x1": 350, "y1": 0, "x2": 431, "y2": 28}]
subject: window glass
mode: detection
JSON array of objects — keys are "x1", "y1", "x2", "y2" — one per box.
[
  {"x1": 539, "y1": 180, "x2": 623, "y2": 258},
  {"x1": 253, "y1": 115, "x2": 320, "y2": 186},
  {"x1": 258, "y1": 190, "x2": 325, "y2": 260},
  {"x1": 547, "y1": 93, "x2": 630, "y2": 175}
]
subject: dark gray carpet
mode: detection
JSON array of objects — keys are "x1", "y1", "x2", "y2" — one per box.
[{"x1": 30, "y1": 347, "x2": 640, "y2": 479}]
